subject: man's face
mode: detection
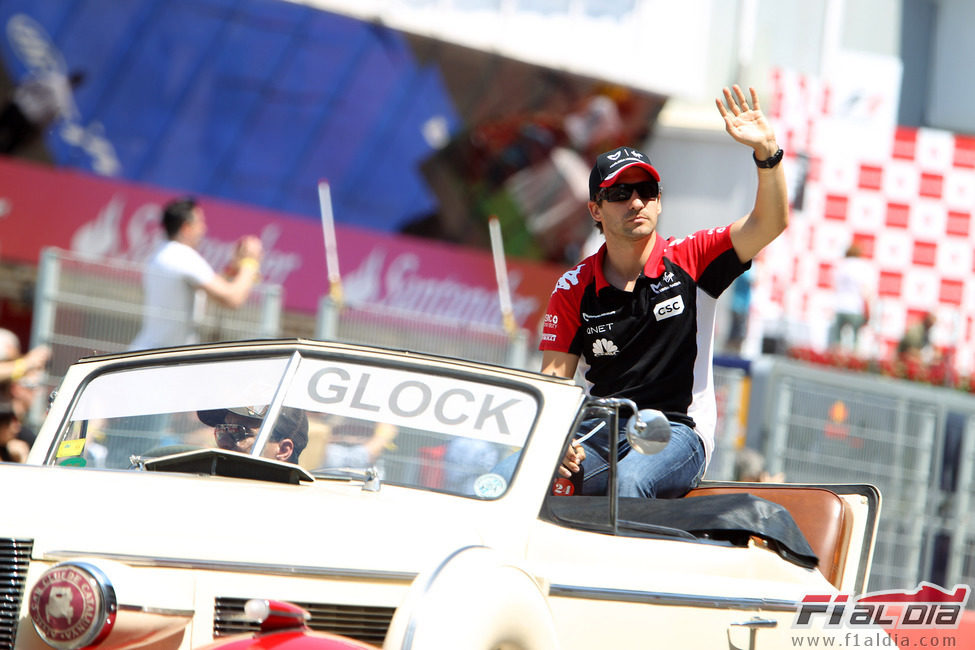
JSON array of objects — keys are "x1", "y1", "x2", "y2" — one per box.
[
  {"x1": 184, "y1": 207, "x2": 208, "y2": 248},
  {"x1": 212, "y1": 411, "x2": 293, "y2": 461},
  {"x1": 10, "y1": 369, "x2": 42, "y2": 414},
  {"x1": 589, "y1": 167, "x2": 661, "y2": 241},
  {"x1": 0, "y1": 341, "x2": 17, "y2": 361}
]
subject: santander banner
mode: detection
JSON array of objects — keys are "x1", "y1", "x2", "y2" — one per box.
[{"x1": 0, "y1": 157, "x2": 564, "y2": 331}]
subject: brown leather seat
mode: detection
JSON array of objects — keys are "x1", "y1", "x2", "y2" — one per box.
[{"x1": 685, "y1": 485, "x2": 852, "y2": 588}]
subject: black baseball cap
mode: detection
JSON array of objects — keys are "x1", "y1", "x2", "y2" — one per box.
[{"x1": 589, "y1": 146, "x2": 661, "y2": 200}]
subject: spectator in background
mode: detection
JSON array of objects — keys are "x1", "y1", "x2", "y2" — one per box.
[
  {"x1": 733, "y1": 447, "x2": 784, "y2": 483},
  {"x1": 317, "y1": 415, "x2": 399, "y2": 471},
  {"x1": 0, "y1": 70, "x2": 85, "y2": 154},
  {"x1": 129, "y1": 197, "x2": 263, "y2": 350},
  {"x1": 0, "y1": 399, "x2": 27, "y2": 462},
  {"x1": 0, "y1": 329, "x2": 50, "y2": 384},
  {"x1": 0, "y1": 328, "x2": 51, "y2": 457},
  {"x1": 443, "y1": 437, "x2": 502, "y2": 494},
  {"x1": 829, "y1": 242, "x2": 872, "y2": 352},
  {"x1": 724, "y1": 267, "x2": 753, "y2": 355},
  {"x1": 897, "y1": 312, "x2": 937, "y2": 364}
]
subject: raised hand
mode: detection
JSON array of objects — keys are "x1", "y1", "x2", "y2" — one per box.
[
  {"x1": 236, "y1": 235, "x2": 264, "y2": 261},
  {"x1": 715, "y1": 85, "x2": 777, "y2": 156}
]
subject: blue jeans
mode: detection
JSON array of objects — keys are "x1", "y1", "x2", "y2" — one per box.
[
  {"x1": 493, "y1": 418, "x2": 705, "y2": 499},
  {"x1": 577, "y1": 419, "x2": 706, "y2": 498}
]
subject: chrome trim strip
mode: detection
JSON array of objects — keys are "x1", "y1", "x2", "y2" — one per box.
[
  {"x1": 731, "y1": 617, "x2": 779, "y2": 628},
  {"x1": 117, "y1": 604, "x2": 195, "y2": 617},
  {"x1": 43, "y1": 551, "x2": 417, "y2": 582},
  {"x1": 548, "y1": 584, "x2": 798, "y2": 612},
  {"x1": 45, "y1": 555, "x2": 799, "y2": 613}
]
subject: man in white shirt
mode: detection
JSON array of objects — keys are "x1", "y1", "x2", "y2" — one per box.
[
  {"x1": 129, "y1": 197, "x2": 263, "y2": 350},
  {"x1": 829, "y1": 242, "x2": 873, "y2": 351}
]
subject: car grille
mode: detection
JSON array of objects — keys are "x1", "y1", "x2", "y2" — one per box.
[
  {"x1": 0, "y1": 538, "x2": 33, "y2": 650},
  {"x1": 214, "y1": 597, "x2": 395, "y2": 645}
]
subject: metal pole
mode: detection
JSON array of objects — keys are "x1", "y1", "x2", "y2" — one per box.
[
  {"x1": 30, "y1": 247, "x2": 60, "y2": 349},
  {"x1": 505, "y1": 328, "x2": 529, "y2": 370},
  {"x1": 713, "y1": 367, "x2": 744, "y2": 481},
  {"x1": 766, "y1": 375, "x2": 792, "y2": 478},
  {"x1": 609, "y1": 405, "x2": 619, "y2": 534},
  {"x1": 259, "y1": 285, "x2": 283, "y2": 338},
  {"x1": 316, "y1": 295, "x2": 340, "y2": 341}
]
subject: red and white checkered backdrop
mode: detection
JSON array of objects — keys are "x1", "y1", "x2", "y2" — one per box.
[{"x1": 754, "y1": 67, "x2": 975, "y2": 376}]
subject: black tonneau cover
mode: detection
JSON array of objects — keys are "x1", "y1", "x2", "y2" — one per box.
[{"x1": 545, "y1": 492, "x2": 818, "y2": 570}]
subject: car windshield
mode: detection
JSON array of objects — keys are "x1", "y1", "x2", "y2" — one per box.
[{"x1": 50, "y1": 353, "x2": 538, "y2": 498}]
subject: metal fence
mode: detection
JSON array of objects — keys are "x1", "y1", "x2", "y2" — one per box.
[
  {"x1": 942, "y1": 410, "x2": 975, "y2": 599},
  {"x1": 315, "y1": 297, "x2": 533, "y2": 370},
  {"x1": 709, "y1": 362, "x2": 749, "y2": 482},
  {"x1": 746, "y1": 356, "x2": 975, "y2": 601},
  {"x1": 30, "y1": 247, "x2": 282, "y2": 403}
]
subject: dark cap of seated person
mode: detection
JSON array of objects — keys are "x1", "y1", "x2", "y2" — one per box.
[{"x1": 198, "y1": 405, "x2": 308, "y2": 462}]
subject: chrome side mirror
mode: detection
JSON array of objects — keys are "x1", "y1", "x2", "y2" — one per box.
[{"x1": 625, "y1": 409, "x2": 671, "y2": 455}]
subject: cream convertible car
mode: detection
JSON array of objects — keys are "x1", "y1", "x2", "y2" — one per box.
[{"x1": 2, "y1": 339, "x2": 883, "y2": 649}]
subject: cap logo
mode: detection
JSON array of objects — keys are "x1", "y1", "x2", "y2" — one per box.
[
  {"x1": 225, "y1": 405, "x2": 269, "y2": 420},
  {"x1": 244, "y1": 405, "x2": 268, "y2": 418},
  {"x1": 606, "y1": 149, "x2": 647, "y2": 171}
]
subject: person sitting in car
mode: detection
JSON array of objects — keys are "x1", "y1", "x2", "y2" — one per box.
[{"x1": 198, "y1": 405, "x2": 308, "y2": 464}]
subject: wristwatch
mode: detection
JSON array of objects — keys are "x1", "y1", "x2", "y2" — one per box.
[{"x1": 753, "y1": 148, "x2": 784, "y2": 168}]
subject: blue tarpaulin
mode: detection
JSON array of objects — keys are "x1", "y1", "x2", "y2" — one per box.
[{"x1": 0, "y1": 0, "x2": 459, "y2": 231}]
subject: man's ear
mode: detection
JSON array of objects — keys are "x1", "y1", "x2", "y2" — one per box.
[
  {"x1": 588, "y1": 200, "x2": 602, "y2": 227},
  {"x1": 275, "y1": 439, "x2": 294, "y2": 461}
]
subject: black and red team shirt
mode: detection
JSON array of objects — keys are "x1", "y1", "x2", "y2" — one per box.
[{"x1": 540, "y1": 225, "x2": 749, "y2": 462}]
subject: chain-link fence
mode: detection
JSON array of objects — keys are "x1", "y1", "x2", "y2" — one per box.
[
  {"x1": 315, "y1": 297, "x2": 532, "y2": 370},
  {"x1": 709, "y1": 363, "x2": 749, "y2": 482}
]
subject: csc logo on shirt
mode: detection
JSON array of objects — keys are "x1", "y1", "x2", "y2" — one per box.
[{"x1": 654, "y1": 295, "x2": 684, "y2": 321}]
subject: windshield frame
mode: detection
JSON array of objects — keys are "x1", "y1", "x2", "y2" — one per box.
[{"x1": 47, "y1": 347, "x2": 545, "y2": 499}]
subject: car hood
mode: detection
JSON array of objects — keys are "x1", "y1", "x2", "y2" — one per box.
[{"x1": 2, "y1": 463, "x2": 488, "y2": 575}]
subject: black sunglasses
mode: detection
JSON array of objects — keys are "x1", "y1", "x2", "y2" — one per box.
[
  {"x1": 214, "y1": 423, "x2": 256, "y2": 446},
  {"x1": 598, "y1": 181, "x2": 659, "y2": 203}
]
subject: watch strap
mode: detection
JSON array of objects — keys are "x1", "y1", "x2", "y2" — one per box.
[{"x1": 753, "y1": 148, "x2": 784, "y2": 168}]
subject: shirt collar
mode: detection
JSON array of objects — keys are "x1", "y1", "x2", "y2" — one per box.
[
  {"x1": 593, "y1": 234, "x2": 666, "y2": 293},
  {"x1": 593, "y1": 243, "x2": 611, "y2": 293}
]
